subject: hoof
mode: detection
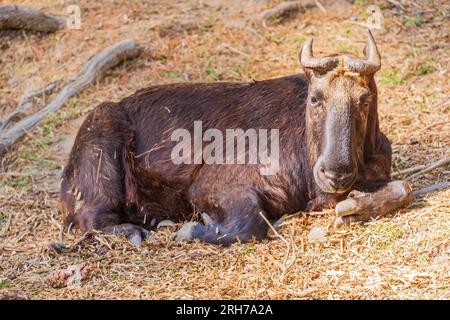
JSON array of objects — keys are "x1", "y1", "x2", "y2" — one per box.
[
  {"x1": 201, "y1": 212, "x2": 214, "y2": 225},
  {"x1": 157, "y1": 219, "x2": 176, "y2": 230},
  {"x1": 335, "y1": 198, "x2": 358, "y2": 217},
  {"x1": 127, "y1": 226, "x2": 152, "y2": 247},
  {"x1": 176, "y1": 222, "x2": 200, "y2": 241},
  {"x1": 104, "y1": 223, "x2": 152, "y2": 247}
]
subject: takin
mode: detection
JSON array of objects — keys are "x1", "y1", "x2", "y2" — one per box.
[{"x1": 60, "y1": 30, "x2": 412, "y2": 246}]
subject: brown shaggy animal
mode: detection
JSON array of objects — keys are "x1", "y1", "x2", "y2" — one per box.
[{"x1": 60, "y1": 30, "x2": 411, "y2": 245}]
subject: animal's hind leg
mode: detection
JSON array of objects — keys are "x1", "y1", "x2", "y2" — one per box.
[
  {"x1": 177, "y1": 186, "x2": 269, "y2": 245},
  {"x1": 60, "y1": 102, "x2": 149, "y2": 245}
]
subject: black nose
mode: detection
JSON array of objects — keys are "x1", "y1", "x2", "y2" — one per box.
[{"x1": 319, "y1": 166, "x2": 355, "y2": 189}]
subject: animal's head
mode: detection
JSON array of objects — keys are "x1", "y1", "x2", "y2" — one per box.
[{"x1": 301, "y1": 29, "x2": 381, "y2": 194}]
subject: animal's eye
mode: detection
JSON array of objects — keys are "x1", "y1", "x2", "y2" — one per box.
[
  {"x1": 310, "y1": 96, "x2": 320, "y2": 106},
  {"x1": 359, "y1": 93, "x2": 372, "y2": 109}
]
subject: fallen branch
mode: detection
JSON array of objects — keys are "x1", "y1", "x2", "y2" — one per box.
[
  {"x1": 255, "y1": 0, "x2": 316, "y2": 23},
  {"x1": 0, "y1": 81, "x2": 60, "y2": 131},
  {"x1": 314, "y1": 0, "x2": 327, "y2": 13},
  {"x1": 0, "y1": 39, "x2": 148, "y2": 157},
  {"x1": 409, "y1": 156, "x2": 450, "y2": 179},
  {"x1": 387, "y1": 0, "x2": 406, "y2": 11},
  {"x1": 393, "y1": 156, "x2": 450, "y2": 178},
  {"x1": 392, "y1": 164, "x2": 426, "y2": 177},
  {"x1": 157, "y1": 20, "x2": 199, "y2": 37},
  {"x1": 413, "y1": 182, "x2": 449, "y2": 197},
  {"x1": 0, "y1": 4, "x2": 65, "y2": 32}
]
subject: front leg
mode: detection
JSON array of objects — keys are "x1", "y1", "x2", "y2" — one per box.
[
  {"x1": 333, "y1": 132, "x2": 412, "y2": 226},
  {"x1": 335, "y1": 180, "x2": 413, "y2": 226},
  {"x1": 177, "y1": 185, "x2": 269, "y2": 245}
]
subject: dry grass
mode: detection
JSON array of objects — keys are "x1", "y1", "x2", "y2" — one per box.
[{"x1": 0, "y1": 0, "x2": 449, "y2": 299}]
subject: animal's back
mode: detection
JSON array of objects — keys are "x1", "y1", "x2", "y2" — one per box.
[{"x1": 120, "y1": 74, "x2": 309, "y2": 178}]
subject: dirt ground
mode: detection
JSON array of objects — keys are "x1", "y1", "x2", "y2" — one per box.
[{"x1": 0, "y1": 0, "x2": 449, "y2": 299}]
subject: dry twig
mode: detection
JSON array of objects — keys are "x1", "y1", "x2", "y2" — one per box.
[
  {"x1": 413, "y1": 182, "x2": 450, "y2": 197},
  {"x1": 393, "y1": 156, "x2": 450, "y2": 178},
  {"x1": 409, "y1": 156, "x2": 450, "y2": 179}
]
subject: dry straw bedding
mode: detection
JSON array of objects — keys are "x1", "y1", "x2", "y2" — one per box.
[{"x1": 0, "y1": 0, "x2": 449, "y2": 299}]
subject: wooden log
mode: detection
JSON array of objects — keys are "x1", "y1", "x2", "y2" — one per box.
[
  {"x1": 409, "y1": 156, "x2": 450, "y2": 179},
  {"x1": 255, "y1": 1, "x2": 316, "y2": 22},
  {"x1": 412, "y1": 182, "x2": 449, "y2": 197},
  {"x1": 0, "y1": 39, "x2": 147, "y2": 157},
  {"x1": 0, "y1": 4, "x2": 65, "y2": 32},
  {"x1": 392, "y1": 164, "x2": 426, "y2": 177},
  {"x1": 0, "y1": 81, "x2": 60, "y2": 131}
]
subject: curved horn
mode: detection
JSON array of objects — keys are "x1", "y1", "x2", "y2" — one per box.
[
  {"x1": 300, "y1": 37, "x2": 339, "y2": 73},
  {"x1": 344, "y1": 29, "x2": 381, "y2": 75}
]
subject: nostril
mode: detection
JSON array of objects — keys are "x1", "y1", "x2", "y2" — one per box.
[
  {"x1": 321, "y1": 167, "x2": 355, "y2": 185},
  {"x1": 317, "y1": 163, "x2": 356, "y2": 191},
  {"x1": 322, "y1": 169, "x2": 337, "y2": 180},
  {"x1": 338, "y1": 171, "x2": 355, "y2": 183}
]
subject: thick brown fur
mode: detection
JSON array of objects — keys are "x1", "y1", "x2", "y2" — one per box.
[{"x1": 60, "y1": 68, "x2": 392, "y2": 244}]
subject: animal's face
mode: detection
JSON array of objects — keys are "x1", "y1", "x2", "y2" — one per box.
[
  {"x1": 306, "y1": 71, "x2": 374, "y2": 194},
  {"x1": 301, "y1": 30, "x2": 381, "y2": 194}
]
